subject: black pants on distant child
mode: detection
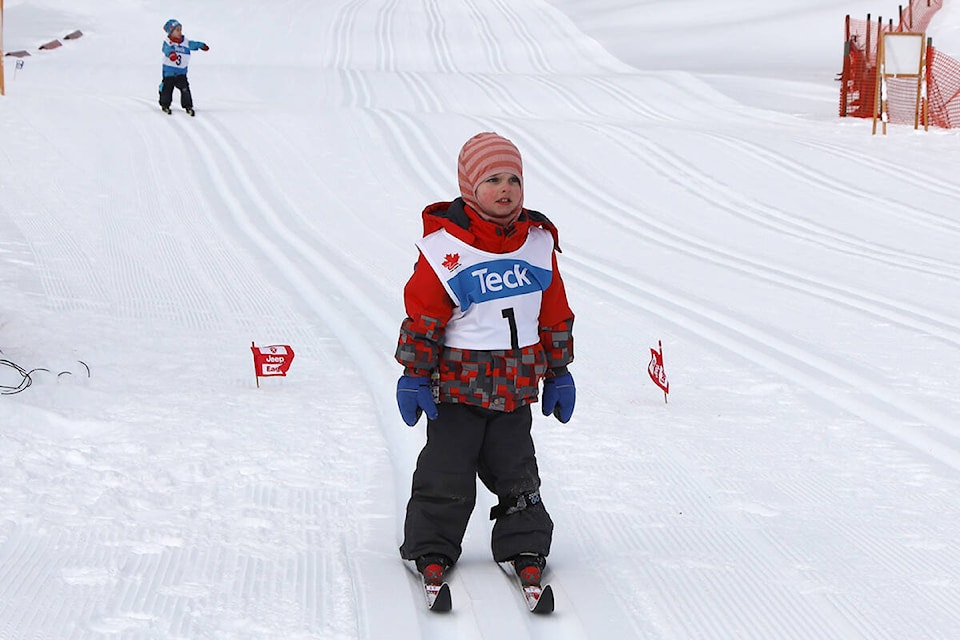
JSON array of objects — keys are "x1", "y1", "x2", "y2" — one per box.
[
  {"x1": 159, "y1": 75, "x2": 193, "y2": 109},
  {"x1": 400, "y1": 403, "x2": 553, "y2": 565}
]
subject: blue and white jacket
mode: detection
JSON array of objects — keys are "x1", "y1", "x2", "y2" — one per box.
[{"x1": 162, "y1": 36, "x2": 207, "y2": 77}]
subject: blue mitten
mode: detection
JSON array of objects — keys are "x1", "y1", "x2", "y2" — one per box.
[
  {"x1": 396, "y1": 375, "x2": 438, "y2": 426},
  {"x1": 541, "y1": 372, "x2": 575, "y2": 423}
]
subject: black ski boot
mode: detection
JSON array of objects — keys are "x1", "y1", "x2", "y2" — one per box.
[
  {"x1": 416, "y1": 554, "x2": 452, "y2": 586},
  {"x1": 512, "y1": 553, "x2": 546, "y2": 587}
]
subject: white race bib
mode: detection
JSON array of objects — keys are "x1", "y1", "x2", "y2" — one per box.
[{"x1": 418, "y1": 227, "x2": 554, "y2": 350}]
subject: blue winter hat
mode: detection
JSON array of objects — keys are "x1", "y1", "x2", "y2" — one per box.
[{"x1": 164, "y1": 19, "x2": 181, "y2": 35}]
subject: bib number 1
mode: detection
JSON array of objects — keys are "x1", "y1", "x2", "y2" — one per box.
[{"x1": 501, "y1": 308, "x2": 519, "y2": 350}]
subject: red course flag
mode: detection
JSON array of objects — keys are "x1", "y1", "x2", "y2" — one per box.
[
  {"x1": 251, "y1": 343, "x2": 295, "y2": 385},
  {"x1": 647, "y1": 341, "x2": 669, "y2": 398}
]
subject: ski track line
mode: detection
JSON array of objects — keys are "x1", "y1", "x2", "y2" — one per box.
[
  {"x1": 363, "y1": 108, "x2": 453, "y2": 198},
  {"x1": 340, "y1": 66, "x2": 374, "y2": 109},
  {"x1": 536, "y1": 71, "x2": 688, "y2": 125},
  {"x1": 489, "y1": 0, "x2": 554, "y2": 74},
  {"x1": 521, "y1": 69, "x2": 677, "y2": 126},
  {"x1": 328, "y1": 0, "x2": 368, "y2": 71},
  {"x1": 396, "y1": 70, "x2": 446, "y2": 113},
  {"x1": 610, "y1": 125, "x2": 960, "y2": 280},
  {"x1": 194, "y1": 114, "x2": 399, "y2": 302},
  {"x1": 170, "y1": 115, "x2": 400, "y2": 399},
  {"x1": 526, "y1": 75, "x2": 607, "y2": 122},
  {"x1": 462, "y1": 0, "x2": 508, "y2": 73},
  {"x1": 459, "y1": 71, "x2": 540, "y2": 119},
  {"x1": 525, "y1": 0, "x2": 637, "y2": 75},
  {"x1": 116, "y1": 105, "x2": 227, "y2": 329},
  {"x1": 796, "y1": 137, "x2": 960, "y2": 232},
  {"x1": 487, "y1": 119, "x2": 960, "y2": 348},
  {"x1": 564, "y1": 256, "x2": 960, "y2": 471},
  {"x1": 416, "y1": 3, "x2": 540, "y2": 118},
  {"x1": 127, "y1": 98, "x2": 319, "y2": 335},
  {"x1": 424, "y1": 0, "x2": 457, "y2": 74},
  {"x1": 582, "y1": 75, "x2": 680, "y2": 122},
  {"x1": 707, "y1": 131, "x2": 960, "y2": 240},
  {"x1": 375, "y1": 0, "x2": 400, "y2": 72},
  {"x1": 175, "y1": 114, "x2": 400, "y2": 386}
]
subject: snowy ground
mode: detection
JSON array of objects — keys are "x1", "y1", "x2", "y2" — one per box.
[{"x1": 3, "y1": 0, "x2": 960, "y2": 638}]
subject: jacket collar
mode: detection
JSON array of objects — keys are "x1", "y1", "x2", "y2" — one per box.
[{"x1": 420, "y1": 198, "x2": 561, "y2": 252}]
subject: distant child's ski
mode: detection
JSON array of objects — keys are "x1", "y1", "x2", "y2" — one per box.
[{"x1": 497, "y1": 561, "x2": 555, "y2": 614}]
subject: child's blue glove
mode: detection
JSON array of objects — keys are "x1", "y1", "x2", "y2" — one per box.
[
  {"x1": 541, "y1": 372, "x2": 575, "y2": 423},
  {"x1": 396, "y1": 375, "x2": 438, "y2": 426}
]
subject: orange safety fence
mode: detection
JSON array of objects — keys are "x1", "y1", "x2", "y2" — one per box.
[{"x1": 839, "y1": 0, "x2": 960, "y2": 128}]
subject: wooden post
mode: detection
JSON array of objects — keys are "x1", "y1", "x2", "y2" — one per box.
[
  {"x1": 924, "y1": 37, "x2": 932, "y2": 130},
  {"x1": 840, "y1": 39, "x2": 850, "y2": 117},
  {"x1": 659, "y1": 341, "x2": 667, "y2": 404},
  {"x1": 914, "y1": 38, "x2": 925, "y2": 129},
  {"x1": 1, "y1": 0, "x2": 6, "y2": 96},
  {"x1": 864, "y1": 14, "x2": 872, "y2": 66},
  {"x1": 252, "y1": 341, "x2": 260, "y2": 388},
  {"x1": 872, "y1": 30, "x2": 884, "y2": 134}
]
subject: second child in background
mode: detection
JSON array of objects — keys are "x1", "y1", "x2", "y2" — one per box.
[{"x1": 159, "y1": 19, "x2": 209, "y2": 116}]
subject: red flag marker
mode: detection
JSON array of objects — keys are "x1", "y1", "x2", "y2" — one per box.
[
  {"x1": 647, "y1": 340, "x2": 669, "y2": 403},
  {"x1": 251, "y1": 342, "x2": 295, "y2": 388}
]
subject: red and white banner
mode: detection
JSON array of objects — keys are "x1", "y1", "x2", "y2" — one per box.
[
  {"x1": 647, "y1": 341, "x2": 669, "y2": 395},
  {"x1": 251, "y1": 343, "x2": 295, "y2": 378}
]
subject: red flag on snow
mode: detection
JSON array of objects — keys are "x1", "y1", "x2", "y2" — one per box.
[
  {"x1": 647, "y1": 341, "x2": 669, "y2": 398},
  {"x1": 251, "y1": 343, "x2": 295, "y2": 384}
]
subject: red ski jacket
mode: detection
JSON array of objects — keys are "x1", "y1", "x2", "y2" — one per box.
[{"x1": 395, "y1": 198, "x2": 575, "y2": 412}]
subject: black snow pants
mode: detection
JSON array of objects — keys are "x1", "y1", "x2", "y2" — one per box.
[
  {"x1": 159, "y1": 75, "x2": 193, "y2": 109},
  {"x1": 399, "y1": 402, "x2": 553, "y2": 565}
]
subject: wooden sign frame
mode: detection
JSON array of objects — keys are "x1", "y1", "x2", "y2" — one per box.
[{"x1": 873, "y1": 32, "x2": 927, "y2": 135}]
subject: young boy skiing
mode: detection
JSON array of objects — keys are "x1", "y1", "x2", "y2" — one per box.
[
  {"x1": 159, "y1": 19, "x2": 209, "y2": 116},
  {"x1": 395, "y1": 132, "x2": 576, "y2": 593}
]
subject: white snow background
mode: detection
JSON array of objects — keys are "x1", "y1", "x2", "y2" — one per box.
[{"x1": 3, "y1": 0, "x2": 960, "y2": 638}]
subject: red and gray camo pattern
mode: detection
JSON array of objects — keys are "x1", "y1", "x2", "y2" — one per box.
[{"x1": 396, "y1": 315, "x2": 574, "y2": 412}]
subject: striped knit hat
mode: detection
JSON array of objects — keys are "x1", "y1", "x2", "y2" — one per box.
[{"x1": 457, "y1": 132, "x2": 523, "y2": 222}]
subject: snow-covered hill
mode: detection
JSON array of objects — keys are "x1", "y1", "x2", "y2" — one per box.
[{"x1": 3, "y1": 1, "x2": 960, "y2": 638}]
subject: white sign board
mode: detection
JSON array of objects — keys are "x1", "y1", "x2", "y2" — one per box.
[{"x1": 883, "y1": 33, "x2": 924, "y2": 75}]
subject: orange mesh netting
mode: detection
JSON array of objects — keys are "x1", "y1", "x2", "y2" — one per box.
[{"x1": 839, "y1": 0, "x2": 960, "y2": 128}]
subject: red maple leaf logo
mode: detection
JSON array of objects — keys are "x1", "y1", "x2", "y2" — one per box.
[{"x1": 442, "y1": 253, "x2": 461, "y2": 271}]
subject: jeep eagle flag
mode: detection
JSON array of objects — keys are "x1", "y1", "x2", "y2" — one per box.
[
  {"x1": 251, "y1": 343, "x2": 295, "y2": 386},
  {"x1": 648, "y1": 340, "x2": 669, "y2": 401}
]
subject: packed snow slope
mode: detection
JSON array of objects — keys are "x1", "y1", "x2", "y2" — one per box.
[{"x1": 3, "y1": 1, "x2": 960, "y2": 638}]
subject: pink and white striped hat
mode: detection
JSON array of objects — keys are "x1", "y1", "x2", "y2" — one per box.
[{"x1": 457, "y1": 132, "x2": 523, "y2": 221}]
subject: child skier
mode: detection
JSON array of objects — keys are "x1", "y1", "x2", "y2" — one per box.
[
  {"x1": 395, "y1": 132, "x2": 576, "y2": 591},
  {"x1": 159, "y1": 19, "x2": 209, "y2": 116}
]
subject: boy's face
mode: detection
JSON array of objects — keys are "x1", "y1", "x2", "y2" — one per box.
[
  {"x1": 474, "y1": 173, "x2": 522, "y2": 224},
  {"x1": 170, "y1": 25, "x2": 183, "y2": 39}
]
